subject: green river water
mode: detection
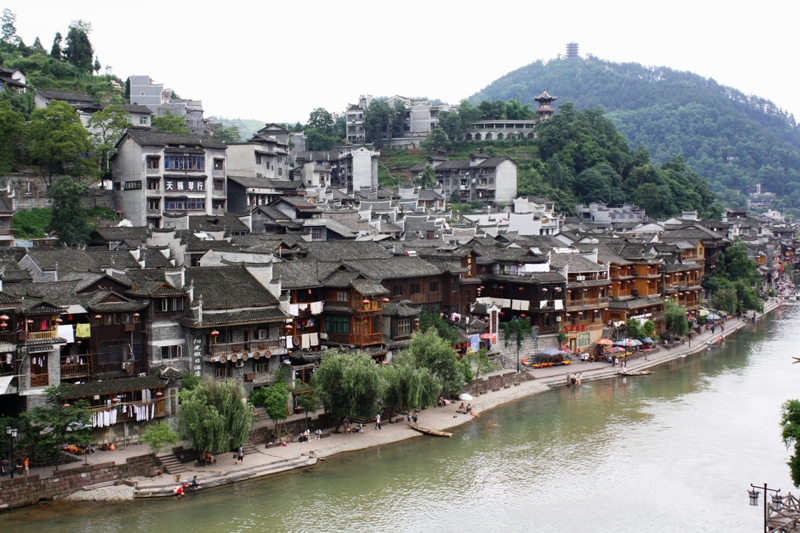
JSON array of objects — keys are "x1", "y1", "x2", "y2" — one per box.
[{"x1": 4, "y1": 305, "x2": 799, "y2": 532}]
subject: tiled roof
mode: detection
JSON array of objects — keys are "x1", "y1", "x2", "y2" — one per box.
[
  {"x1": 303, "y1": 242, "x2": 391, "y2": 262},
  {"x1": 4, "y1": 280, "x2": 83, "y2": 307},
  {"x1": 382, "y1": 300, "x2": 421, "y2": 318},
  {"x1": 62, "y1": 375, "x2": 167, "y2": 399},
  {"x1": 124, "y1": 129, "x2": 227, "y2": 150},
  {"x1": 38, "y1": 89, "x2": 94, "y2": 103},
  {"x1": 91, "y1": 227, "x2": 150, "y2": 246},
  {"x1": 23, "y1": 249, "x2": 100, "y2": 273},
  {"x1": 186, "y1": 266, "x2": 279, "y2": 309},
  {"x1": 86, "y1": 250, "x2": 142, "y2": 270},
  {"x1": 127, "y1": 270, "x2": 186, "y2": 297},
  {"x1": 181, "y1": 307, "x2": 289, "y2": 327},
  {"x1": 189, "y1": 214, "x2": 250, "y2": 234},
  {"x1": 608, "y1": 297, "x2": 665, "y2": 310},
  {"x1": 549, "y1": 253, "x2": 606, "y2": 273},
  {"x1": 342, "y1": 256, "x2": 443, "y2": 280},
  {"x1": 272, "y1": 261, "x2": 339, "y2": 289},
  {"x1": 351, "y1": 278, "x2": 389, "y2": 296}
]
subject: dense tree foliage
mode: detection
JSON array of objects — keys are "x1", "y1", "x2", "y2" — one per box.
[
  {"x1": 141, "y1": 421, "x2": 178, "y2": 457},
  {"x1": 312, "y1": 350, "x2": 387, "y2": 431},
  {"x1": 418, "y1": 311, "x2": 458, "y2": 345},
  {"x1": 664, "y1": 301, "x2": 689, "y2": 338},
  {"x1": 470, "y1": 55, "x2": 800, "y2": 217},
  {"x1": 86, "y1": 104, "x2": 129, "y2": 172},
  {"x1": 212, "y1": 125, "x2": 241, "y2": 144},
  {"x1": 406, "y1": 329, "x2": 467, "y2": 395},
  {"x1": 304, "y1": 107, "x2": 343, "y2": 151},
  {"x1": 25, "y1": 101, "x2": 94, "y2": 184},
  {"x1": 382, "y1": 351, "x2": 442, "y2": 417},
  {"x1": 781, "y1": 399, "x2": 800, "y2": 487},
  {"x1": 178, "y1": 379, "x2": 254, "y2": 453},
  {"x1": 0, "y1": 99, "x2": 24, "y2": 173},
  {"x1": 152, "y1": 110, "x2": 191, "y2": 134},
  {"x1": 48, "y1": 176, "x2": 90, "y2": 246},
  {"x1": 21, "y1": 384, "x2": 92, "y2": 469},
  {"x1": 702, "y1": 240, "x2": 764, "y2": 312},
  {"x1": 63, "y1": 20, "x2": 94, "y2": 73}
]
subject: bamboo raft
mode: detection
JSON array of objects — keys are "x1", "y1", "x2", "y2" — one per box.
[
  {"x1": 407, "y1": 422, "x2": 452, "y2": 438},
  {"x1": 617, "y1": 370, "x2": 652, "y2": 376}
]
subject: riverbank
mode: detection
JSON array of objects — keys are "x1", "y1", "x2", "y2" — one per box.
[{"x1": 25, "y1": 300, "x2": 785, "y2": 505}]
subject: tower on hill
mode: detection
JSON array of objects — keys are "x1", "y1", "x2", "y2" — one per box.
[
  {"x1": 534, "y1": 90, "x2": 558, "y2": 121},
  {"x1": 566, "y1": 42, "x2": 579, "y2": 59}
]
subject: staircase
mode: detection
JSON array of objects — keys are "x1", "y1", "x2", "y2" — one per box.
[
  {"x1": 254, "y1": 407, "x2": 269, "y2": 422},
  {"x1": 157, "y1": 453, "x2": 189, "y2": 474},
  {"x1": 241, "y1": 442, "x2": 259, "y2": 456}
]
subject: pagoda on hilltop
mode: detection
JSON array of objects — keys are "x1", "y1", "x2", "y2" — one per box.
[{"x1": 534, "y1": 90, "x2": 558, "y2": 121}]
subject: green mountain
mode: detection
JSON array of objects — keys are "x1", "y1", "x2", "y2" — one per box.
[
  {"x1": 469, "y1": 56, "x2": 800, "y2": 216},
  {"x1": 214, "y1": 117, "x2": 266, "y2": 141}
]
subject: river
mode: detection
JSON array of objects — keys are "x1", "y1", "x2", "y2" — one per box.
[{"x1": 4, "y1": 306, "x2": 799, "y2": 532}]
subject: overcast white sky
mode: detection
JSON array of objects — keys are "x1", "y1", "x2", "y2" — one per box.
[{"x1": 7, "y1": 0, "x2": 800, "y2": 124}]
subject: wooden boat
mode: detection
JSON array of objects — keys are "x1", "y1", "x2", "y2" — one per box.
[
  {"x1": 617, "y1": 370, "x2": 652, "y2": 376},
  {"x1": 407, "y1": 422, "x2": 452, "y2": 438}
]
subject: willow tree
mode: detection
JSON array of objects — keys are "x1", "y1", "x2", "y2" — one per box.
[
  {"x1": 781, "y1": 399, "x2": 800, "y2": 487},
  {"x1": 383, "y1": 352, "x2": 441, "y2": 418},
  {"x1": 178, "y1": 379, "x2": 254, "y2": 453},
  {"x1": 312, "y1": 350, "x2": 387, "y2": 433},
  {"x1": 407, "y1": 328, "x2": 467, "y2": 395}
]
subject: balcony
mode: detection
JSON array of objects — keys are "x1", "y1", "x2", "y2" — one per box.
[
  {"x1": 26, "y1": 330, "x2": 59, "y2": 341},
  {"x1": 61, "y1": 363, "x2": 91, "y2": 379},
  {"x1": 208, "y1": 338, "x2": 285, "y2": 358},
  {"x1": 566, "y1": 297, "x2": 609, "y2": 310},
  {"x1": 89, "y1": 399, "x2": 167, "y2": 420}
]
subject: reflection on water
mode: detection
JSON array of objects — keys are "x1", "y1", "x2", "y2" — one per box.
[{"x1": 4, "y1": 306, "x2": 797, "y2": 533}]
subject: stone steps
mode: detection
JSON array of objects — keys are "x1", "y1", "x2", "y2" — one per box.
[{"x1": 157, "y1": 453, "x2": 188, "y2": 474}]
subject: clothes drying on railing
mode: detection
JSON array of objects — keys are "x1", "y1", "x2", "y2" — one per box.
[
  {"x1": 92, "y1": 408, "x2": 118, "y2": 428},
  {"x1": 134, "y1": 403, "x2": 155, "y2": 422}
]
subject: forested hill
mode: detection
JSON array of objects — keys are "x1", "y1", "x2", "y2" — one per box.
[{"x1": 469, "y1": 56, "x2": 800, "y2": 215}]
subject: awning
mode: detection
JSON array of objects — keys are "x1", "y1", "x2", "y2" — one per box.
[{"x1": 0, "y1": 375, "x2": 14, "y2": 395}]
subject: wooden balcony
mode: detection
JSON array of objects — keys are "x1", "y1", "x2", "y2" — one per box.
[
  {"x1": 566, "y1": 297, "x2": 609, "y2": 310},
  {"x1": 327, "y1": 332, "x2": 383, "y2": 346},
  {"x1": 89, "y1": 398, "x2": 167, "y2": 420},
  {"x1": 61, "y1": 363, "x2": 91, "y2": 379},
  {"x1": 209, "y1": 338, "x2": 285, "y2": 356},
  {"x1": 27, "y1": 330, "x2": 59, "y2": 341}
]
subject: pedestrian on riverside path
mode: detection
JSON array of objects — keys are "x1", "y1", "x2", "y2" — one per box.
[
  {"x1": 413, "y1": 410, "x2": 418, "y2": 424},
  {"x1": 237, "y1": 446, "x2": 244, "y2": 464},
  {"x1": 375, "y1": 413, "x2": 382, "y2": 430},
  {"x1": 23, "y1": 457, "x2": 29, "y2": 477},
  {"x1": 407, "y1": 412, "x2": 411, "y2": 423}
]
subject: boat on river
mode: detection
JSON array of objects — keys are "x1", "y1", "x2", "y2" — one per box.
[
  {"x1": 617, "y1": 370, "x2": 652, "y2": 376},
  {"x1": 408, "y1": 422, "x2": 452, "y2": 437}
]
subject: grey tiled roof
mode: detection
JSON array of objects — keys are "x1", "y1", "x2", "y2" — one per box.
[
  {"x1": 189, "y1": 214, "x2": 250, "y2": 234},
  {"x1": 23, "y1": 249, "x2": 100, "y2": 273},
  {"x1": 186, "y1": 266, "x2": 279, "y2": 309},
  {"x1": 341, "y1": 256, "x2": 443, "y2": 280},
  {"x1": 303, "y1": 242, "x2": 391, "y2": 262},
  {"x1": 182, "y1": 307, "x2": 289, "y2": 327},
  {"x1": 62, "y1": 375, "x2": 167, "y2": 399},
  {"x1": 124, "y1": 129, "x2": 227, "y2": 150},
  {"x1": 38, "y1": 89, "x2": 94, "y2": 103},
  {"x1": 549, "y1": 253, "x2": 606, "y2": 273},
  {"x1": 272, "y1": 261, "x2": 339, "y2": 289}
]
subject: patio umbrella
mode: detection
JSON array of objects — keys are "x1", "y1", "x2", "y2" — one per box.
[
  {"x1": 642, "y1": 337, "x2": 655, "y2": 344},
  {"x1": 614, "y1": 339, "x2": 635, "y2": 347},
  {"x1": 698, "y1": 309, "x2": 710, "y2": 317},
  {"x1": 597, "y1": 338, "x2": 614, "y2": 345},
  {"x1": 707, "y1": 312, "x2": 722, "y2": 320},
  {"x1": 480, "y1": 333, "x2": 497, "y2": 341},
  {"x1": 458, "y1": 393, "x2": 474, "y2": 401},
  {"x1": 630, "y1": 339, "x2": 643, "y2": 346},
  {"x1": 609, "y1": 346, "x2": 626, "y2": 353}
]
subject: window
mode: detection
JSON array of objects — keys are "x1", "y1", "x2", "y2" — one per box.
[
  {"x1": 147, "y1": 157, "x2": 160, "y2": 169},
  {"x1": 429, "y1": 281, "x2": 438, "y2": 293},
  {"x1": 148, "y1": 199, "x2": 160, "y2": 210},
  {"x1": 164, "y1": 155, "x2": 205, "y2": 171},
  {"x1": 278, "y1": 168, "x2": 283, "y2": 176},
  {"x1": 452, "y1": 278, "x2": 460, "y2": 292},
  {"x1": 165, "y1": 199, "x2": 205, "y2": 211},
  {"x1": 393, "y1": 285, "x2": 403, "y2": 297},
  {"x1": 147, "y1": 179, "x2": 160, "y2": 190},
  {"x1": 255, "y1": 362, "x2": 268, "y2": 373},
  {"x1": 311, "y1": 228, "x2": 322, "y2": 241},
  {"x1": 214, "y1": 179, "x2": 224, "y2": 191},
  {"x1": 397, "y1": 318, "x2": 411, "y2": 337},
  {"x1": 161, "y1": 345, "x2": 183, "y2": 359},
  {"x1": 215, "y1": 367, "x2": 230, "y2": 379},
  {"x1": 213, "y1": 158, "x2": 224, "y2": 170},
  {"x1": 410, "y1": 283, "x2": 420, "y2": 295},
  {"x1": 160, "y1": 298, "x2": 184, "y2": 312},
  {"x1": 336, "y1": 291, "x2": 348, "y2": 302},
  {"x1": 139, "y1": 116, "x2": 148, "y2": 125},
  {"x1": 324, "y1": 315, "x2": 349, "y2": 334},
  {"x1": 257, "y1": 328, "x2": 268, "y2": 340},
  {"x1": 256, "y1": 154, "x2": 262, "y2": 165}
]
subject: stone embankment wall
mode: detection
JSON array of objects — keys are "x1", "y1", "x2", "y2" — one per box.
[
  {"x1": 463, "y1": 370, "x2": 534, "y2": 396},
  {"x1": 0, "y1": 453, "x2": 154, "y2": 510},
  {"x1": 492, "y1": 332, "x2": 560, "y2": 370}
]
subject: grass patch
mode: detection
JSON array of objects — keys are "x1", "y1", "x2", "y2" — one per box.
[{"x1": 13, "y1": 208, "x2": 52, "y2": 239}]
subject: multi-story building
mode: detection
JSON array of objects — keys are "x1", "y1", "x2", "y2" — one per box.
[
  {"x1": 409, "y1": 154, "x2": 518, "y2": 203},
  {"x1": 129, "y1": 75, "x2": 207, "y2": 134},
  {"x1": 111, "y1": 129, "x2": 228, "y2": 227}
]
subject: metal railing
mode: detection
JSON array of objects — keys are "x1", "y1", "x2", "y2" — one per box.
[
  {"x1": 27, "y1": 330, "x2": 59, "y2": 341},
  {"x1": 61, "y1": 363, "x2": 91, "y2": 378},
  {"x1": 209, "y1": 338, "x2": 285, "y2": 356}
]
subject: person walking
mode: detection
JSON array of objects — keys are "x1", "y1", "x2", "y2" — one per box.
[
  {"x1": 375, "y1": 413, "x2": 381, "y2": 430},
  {"x1": 315, "y1": 429, "x2": 322, "y2": 440},
  {"x1": 237, "y1": 446, "x2": 244, "y2": 464},
  {"x1": 412, "y1": 410, "x2": 418, "y2": 424},
  {"x1": 23, "y1": 456, "x2": 29, "y2": 477}
]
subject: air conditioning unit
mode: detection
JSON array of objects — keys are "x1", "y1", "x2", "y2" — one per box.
[
  {"x1": 576, "y1": 275, "x2": 585, "y2": 281},
  {"x1": 235, "y1": 360, "x2": 244, "y2": 368}
]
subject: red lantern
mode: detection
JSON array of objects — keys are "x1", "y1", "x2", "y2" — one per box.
[
  {"x1": 519, "y1": 287, "x2": 525, "y2": 292},
  {"x1": 0, "y1": 315, "x2": 8, "y2": 321},
  {"x1": 520, "y1": 313, "x2": 526, "y2": 318},
  {"x1": 55, "y1": 317, "x2": 63, "y2": 323},
  {"x1": 382, "y1": 297, "x2": 390, "y2": 303},
  {"x1": 499, "y1": 285, "x2": 504, "y2": 290},
  {"x1": 210, "y1": 330, "x2": 220, "y2": 337},
  {"x1": 93, "y1": 315, "x2": 101, "y2": 320},
  {"x1": 362, "y1": 299, "x2": 370, "y2": 305},
  {"x1": 284, "y1": 325, "x2": 293, "y2": 330},
  {"x1": 0, "y1": 323, "x2": 6, "y2": 329},
  {"x1": 27, "y1": 319, "x2": 34, "y2": 324},
  {"x1": 133, "y1": 313, "x2": 140, "y2": 319},
  {"x1": 542, "y1": 288, "x2": 548, "y2": 292},
  {"x1": 307, "y1": 289, "x2": 312, "y2": 295}
]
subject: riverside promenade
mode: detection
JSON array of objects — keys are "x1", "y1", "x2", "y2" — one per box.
[{"x1": 63, "y1": 300, "x2": 783, "y2": 501}]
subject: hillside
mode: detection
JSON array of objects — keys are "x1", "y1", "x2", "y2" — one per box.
[{"x1": 469, "y1": 56, "x2": 800, "y2": 216}]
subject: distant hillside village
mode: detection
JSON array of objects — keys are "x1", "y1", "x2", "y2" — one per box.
[{"x1": 0, "y1": 65, "x2": 795, "y2": 449}]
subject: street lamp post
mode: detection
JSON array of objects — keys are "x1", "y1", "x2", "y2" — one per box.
[
  {"x1": 6, "y1": 426, "x2": 17, "y2": 479},
  {"x1": 748, "y1": 482, "x2": 781, "y2": 533}
]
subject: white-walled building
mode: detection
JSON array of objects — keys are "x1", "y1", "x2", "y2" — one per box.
[{"x1": 111, "y1": 130, "x2": 228, "y2": 227}]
